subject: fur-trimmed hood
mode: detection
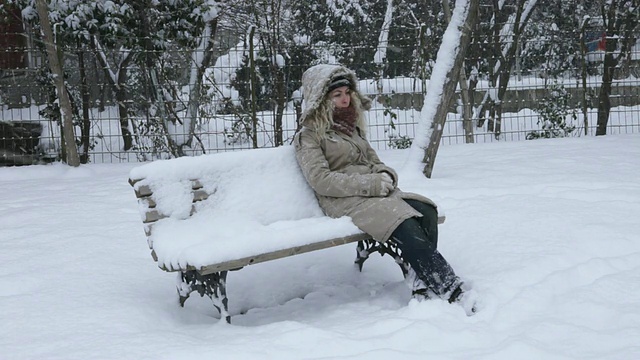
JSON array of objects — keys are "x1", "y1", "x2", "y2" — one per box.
[{"x1": 300, "y1": 64, "x2": 371, "y2": 125}]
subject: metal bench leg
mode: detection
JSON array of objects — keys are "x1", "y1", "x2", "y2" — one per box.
[
  {"x1": 209, "y1": 271, "x2": 230, "y2": 324},
  {"x1": 355, "y1": 239, "x2": 410, "y2": 277},
  {"x1": 354, "y1": 240, "x2": 373, "y2": 271},
  {"x1": 355, "y1": 239, "x2": 426, "y2": 296},
  {"x1": 177, "y1": 270, "x2": 231, "y2": 323},
  {"x1": 378, "y1": 239, "x2": 411, "y2": 278},
  {"x1": 382, "y1": 240, "x2": 431, "y2": 298},
  {"x1": 177, "y1": 271, "x2": 194, "y2": 307}
]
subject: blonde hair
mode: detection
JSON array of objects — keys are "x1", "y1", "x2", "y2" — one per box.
[{"x1": 307, "y1": 91, "x2": 368, "y2": 138}]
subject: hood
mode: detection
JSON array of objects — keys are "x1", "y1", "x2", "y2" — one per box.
[{"x1": 300, "y1": 64, "x2": 371, "y2": 124}]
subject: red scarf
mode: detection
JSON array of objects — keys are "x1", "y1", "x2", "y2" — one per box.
[{"x1": 332, "y1": 106, "x2": 357, "y2": 136}]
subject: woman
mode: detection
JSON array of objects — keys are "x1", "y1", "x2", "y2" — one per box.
[{"x1": 294, "y1": 64, "x2": 475, "y2": 313}]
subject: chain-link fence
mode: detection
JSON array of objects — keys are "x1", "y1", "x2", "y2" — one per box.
[{"x1": 1, "y1": 1, "x2": 639, "y2": 165}]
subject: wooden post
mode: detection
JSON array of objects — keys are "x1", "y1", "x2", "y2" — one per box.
[{"x1": 35, "y1": 0, "x2": 80, "y2": 167}]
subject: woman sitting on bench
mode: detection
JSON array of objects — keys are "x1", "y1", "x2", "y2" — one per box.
[{"x1": 293, "y1": 64, "x2": 476, "y2": 314}]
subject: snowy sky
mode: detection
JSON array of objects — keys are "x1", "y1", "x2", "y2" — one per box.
[{"x1": 1, "y1": 134, "x2": 639, "y2": 359}]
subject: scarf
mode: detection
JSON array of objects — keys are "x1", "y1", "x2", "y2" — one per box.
[{"x1": 332, "y1": 106, "x2": 357, "y2": 136}]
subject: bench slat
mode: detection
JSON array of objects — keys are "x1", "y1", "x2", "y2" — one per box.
[
  {"x1": 196, "y1": 232, "x2": 374, "y2": 275},
  {"x1": 142, "y1": 204, "x2": 198, "y2": 223},
  {"x1": 167, "y1": 215, "x2": 445, "y2": 275},
  {"x1": 133, "y1": 180, "x2": 205, "y2": 199},
  {"x1": 142, "y1": 188, "x2": 210, "y2": 208}
]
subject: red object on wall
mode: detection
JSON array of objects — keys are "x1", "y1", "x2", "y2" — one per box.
[{"x1": 597, "y1": 32, "x2": 607, "y2": 51}]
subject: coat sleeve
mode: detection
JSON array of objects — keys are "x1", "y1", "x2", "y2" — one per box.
[
  {"x1": 294, "y1": 130, "x2": 385, "y2": 198},
  {"x1": 362, "y1": 137, "x2": 399, "y2": 186}
]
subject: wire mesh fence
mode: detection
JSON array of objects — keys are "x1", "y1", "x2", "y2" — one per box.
[{"x1": 1, "y1": 2, "x2": 639, "y2": 165}]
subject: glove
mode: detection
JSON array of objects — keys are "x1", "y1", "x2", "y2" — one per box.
[{"x1": 380, "y1": 172, "x2": 394, "y2": 196}]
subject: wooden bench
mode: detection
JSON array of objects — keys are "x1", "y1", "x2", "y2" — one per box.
[{"x1": 128, "y1": 146, "x2": 444, "y2": 323}]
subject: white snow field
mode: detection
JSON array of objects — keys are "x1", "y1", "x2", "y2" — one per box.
[{"x1": 1, "y1": 134, "x2": 639, "y2": 360}]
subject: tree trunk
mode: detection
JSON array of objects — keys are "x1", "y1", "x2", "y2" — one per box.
[
  {"x1": 595, "y1": 0, "x2": 639, "y2": 135},
  {"x1": 494, "y1": 69, "x2": 511, "y2": 138},
  {"x1": 459, "y1": 67, "x2": 475, "y2": 143},
  {"x1": 35, "y1": 0, "x2": 80, "y2": 167},
  {"x1": 135, "y1": 2, "x2": 181, "y2": 157},
  {"x1": 596, "y1": 2, "x2": 618, "y2": 137},
  {"x1": 77, "y1": 44, "x2": 91, "y2": 163},
  {"x1": 92, "y1": 37, "x2": 134, "y2": 152},
  {"x1": 183, "y1": 17, "x2": 219, "y2": 152},
  {"x1": 443, "y1": 0, "x2": 474, "y2": 144},
  {"x1": 272, "y1": 66, "x2": 285, "y2": 146},
  {"x1": 580, "y1": 17, "x2": 590, "y2": 135},
  {"x1": 252, "y1": 0, "x2": 286, "y2": 147},
  {"x1": 375, "y1": 0, "x2": 394, "y2": 94},
  {"x1": 596, "y1": 52, "x2": 615, "y2": 135},
  {"x1": 492, "y1": 0, "x2": 536, "y2": 138},
  {"x1": 116, "y1": 64, "x2": 133, "y2": 151},
  {"x1": 466, "y1": 75, "x2": 479, "y2": 141},
  {"x1": 421, "y1": 0, "x2": 479, "y2": 178},
  {"x1": 475, "y1": 0, "x2": 538, "y2": 136},
  {"x1": 91, "y1": 41, "x2": 105, "y2": 112},
  {"x1": 248, "y1": 26, "x2": 258, "y2": 148}
]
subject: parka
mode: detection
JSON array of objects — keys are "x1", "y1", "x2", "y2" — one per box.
[{"x1": 293, "y1": 64, "x2": 437, "y2": 242}]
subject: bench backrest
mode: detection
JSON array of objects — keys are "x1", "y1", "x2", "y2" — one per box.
[
  {"x1": 129, "y1": 146, "x2": 444, "y2": 273},
  {"x1": 129, "y1": 146, "x2": 327, "y2": 265}
]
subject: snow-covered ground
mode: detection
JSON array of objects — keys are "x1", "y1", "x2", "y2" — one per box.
[{"x1": 1, "y1": 134, "x2": 639, "y2": 359}]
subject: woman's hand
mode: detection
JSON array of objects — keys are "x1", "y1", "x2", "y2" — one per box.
[{"x1": 380, "y1": 172, "x2": 394, "y2": 196}]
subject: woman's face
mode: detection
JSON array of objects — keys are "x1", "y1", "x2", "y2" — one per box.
[{"x1": 329, "y1": 86, "x2": 351, "y2": 109}]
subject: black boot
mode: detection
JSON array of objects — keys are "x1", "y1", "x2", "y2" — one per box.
[{"x1": 445, "y1": 281, "x2": 478, "y2": 315}]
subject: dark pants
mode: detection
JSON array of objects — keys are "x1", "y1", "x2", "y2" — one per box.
[{"x1": 390, "y1": 199, "x2": 459, "y2": 296}]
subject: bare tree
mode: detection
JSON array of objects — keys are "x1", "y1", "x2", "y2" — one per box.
[
  {"x1": 181, "y1": 11, "x2": 220, "y2": 153},
  {"x1": 92, "y1": 37, "x2": 135, "y2": 152},
  {"x1": 416, "y1": 0, "x2": 479, "y2": 178},
  {"x1": 34, "y1": 0, "x2": 80, "y2": 166},
  {"x1": 77, "y1": 42, "x2": 92, "y2": 163},
  {"x1": 247, "y1": 25, "x2": 259, "y2": 148},
  {"x1": 374, "y1": 0, "x2": 395, "y2": 94},
  {"x1": 579, "y1": 14, "x2": 594, "y2": 136},
  {"x1": 247, "y1": 0, "x2": 289, "y2": 147},
  {"x1": 442, "y1": 0, "x2": 474, "y2": 144},
  {"x1": 473, "y1": 0, "x2": 537, "y2": 138},
  {"x1": 595, "y1": 0, "x2": 639, "y2": 136}
]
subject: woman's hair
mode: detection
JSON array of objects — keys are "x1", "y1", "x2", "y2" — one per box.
[{"x1": 308, "y1": 90, "x2": 368, "y2": 138}]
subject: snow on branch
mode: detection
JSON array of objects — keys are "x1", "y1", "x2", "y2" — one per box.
[
  {"x1": 406, "y1": 0, "x2": 477, "y2": 178},
  {"x1": 373, "y1": 0, "x2": 394, "y2": 65}
]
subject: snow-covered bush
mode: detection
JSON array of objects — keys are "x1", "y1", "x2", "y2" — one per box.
[{"x1": 527, "y1": 82, "x2": 577, "y2": 140}]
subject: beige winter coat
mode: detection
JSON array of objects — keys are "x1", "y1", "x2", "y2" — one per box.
[{"x1": 294, "y1": 64, "x2": 437, "y2": 242}]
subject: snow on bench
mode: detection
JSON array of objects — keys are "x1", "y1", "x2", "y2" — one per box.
[{"x1": 128, "y1": 145, "x2": 444, "y2": 323}]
